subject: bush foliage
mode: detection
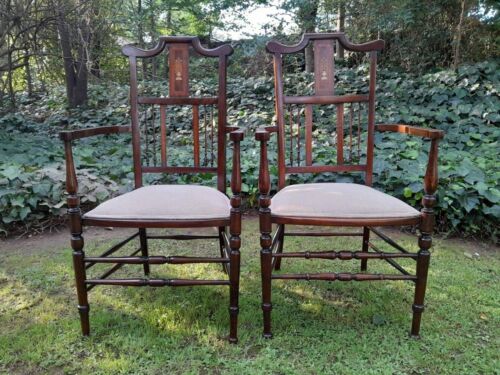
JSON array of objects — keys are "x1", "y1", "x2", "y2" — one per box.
[{"x1": 0, "y1": 61, "x2": 498, "y2": 239}]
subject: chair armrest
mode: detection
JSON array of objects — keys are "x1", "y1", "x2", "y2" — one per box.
[
  {"x1": 59, "y1": 125, "x2": 130, "y2": 142},
  {"x1": 377, "y1": 124, "x2": 444, "y2": 231},
  {"x1": 375, "y1": 124, "x2": 444, "y2": 139},
  {"x1": 59, "y1": 126, "x2": 130, "y2": 206}
]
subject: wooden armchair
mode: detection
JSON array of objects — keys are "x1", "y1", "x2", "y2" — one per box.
[
  {"x1": 60, "y1": 37, "x2": 243, "y2": 343},
  {"x1": 257, "y1": 33, "x2": 444, "y2": 338}
]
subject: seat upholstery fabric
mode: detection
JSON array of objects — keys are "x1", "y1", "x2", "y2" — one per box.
[
  {"x1": 270, "y1": 183, "x2": 420, "y2": 221},
  {"x1": 84, "y1": 185, "x2": 230, "y2": 222}
]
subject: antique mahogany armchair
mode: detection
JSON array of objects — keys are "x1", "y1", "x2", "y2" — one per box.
[
  {"x1": 60, "y1": 37, "x2": 243, "y2": 343},
  {"x1": 256, "y1": 33, "x2": 444, "y2": 338}
]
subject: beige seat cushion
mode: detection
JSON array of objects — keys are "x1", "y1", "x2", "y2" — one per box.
[
  {"x1": 271, "y1": 183, "x2": 420, "y2": 221},
  {"x1": 84, "y1": 185, "x2": 230, "y2": 222}
]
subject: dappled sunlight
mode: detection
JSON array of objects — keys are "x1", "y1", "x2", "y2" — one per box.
[{"x1": 0, "y1": 222, "x2": 498, "y2": 374}]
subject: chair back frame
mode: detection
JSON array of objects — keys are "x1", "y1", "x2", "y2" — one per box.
[
  {"x1": 266, "y1": 32, "x2": 385, "y2": 189},
  {"x1": 122, "y1": 37, "x2": 234, "y2": 192}
]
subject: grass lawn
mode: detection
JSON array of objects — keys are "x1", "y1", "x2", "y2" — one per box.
[{"x1": 0, "y1": 218, "x2": 498, "y2": 374}]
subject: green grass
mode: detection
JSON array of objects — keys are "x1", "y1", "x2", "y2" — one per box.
[{"x1": 0, "y1": 220, "x2": 499, "y2": 374}]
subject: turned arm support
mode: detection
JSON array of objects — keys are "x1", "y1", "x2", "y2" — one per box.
[
  {"x1": 229, "y1": 128, "x2": 245, "y2": 198},
  {"x1": 255, "y1": 127, "x2": 272, "y2": 201}
]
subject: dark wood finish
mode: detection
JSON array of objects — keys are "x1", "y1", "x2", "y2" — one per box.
[
  {"x1": 367, "y1": 242, "x2": 415, "y2": 277},
  {"x1": 147, "y1": 234, "x2": 219, "y2": 240},
  {"x1": 273, "y1": 224, "x2": 285, "y2": 271},
  {"x1": 137, "y1": 96, "x2": 218, "y2": 105},
  {"x1": 259, "y1": 32, "x2": 444, "y2": 338},
  {"x1": 336, "y1": 104, "x2": 344, "y2": 164},
  {"x1": 286, "y1": 231, "x2": 363, "y2": 237},
  {"x1": 60, "y1": 36, "x2": 241, "y2": 343},
  {"x1": 228, "y1": 129, "x2": 243, "y2": 343},
  {"x1": 265, "y1": 32, "x2": 385, "y2": 54},
  {"x1": 285, "y1": 164, "x2": 366, "y2": 174},
  {"x1": 271, "y1": 215, "x2": 421, "y2": 227},
  {"x1": 272, "y1": 273, "x2": 417, "y2": 281},
  {"x1": 60, "y1": 125, "x2": 130, "y2": 141},
  {"x1": 86, "y1": 248, "x2": 142, "y2": 292},
  {"x1": 84, "y1": 255, "x2": 230, "y2": 264},
  {"x1": 193, "y1": 105, "x2": 200, "y2": 167},
  {"x1": 139, "y1": 228, "x2": 149, "y2": 275},
  {"x1": 361, "y1": 226, "x2": 370, "y2": 271},
  {"x1": 168, "y1": 43, "x2": 190, "y2": 97},
  {"x1": 256, "y1": 127, "x2": 273, "y2": 338},
  {"x1": 85, "y1": 232, "x2": 139, "y2": 269},
  {"x1": 376, "y1": 124, "x2": 444, "y2": 139},
  {"x1": 86, "y1": 279, "x2": 231, "y2": 287},
  {"x1": 284, "y1": 94, "x2": 368, "y2": 105},
  {"x1": 314, "y1": 39, "x2": 335, "y2": 95},
  {"x1": 272, "y1": 250, "x2": 416, "y2": 260},
  {"x1": 142, "y1": 166, "x2": 217, "y2": 174},
  {"x1": 160, "y1": 105, "x2": 167, "y2": 166},
  {"x1": 369, "y1": 227, "x2": 411, "y2": 254},
  {"x1": 305, "y1": 105, "x2": 313, "y2": 165}
]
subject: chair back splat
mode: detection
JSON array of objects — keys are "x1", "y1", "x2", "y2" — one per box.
[
  {"x1": 122, "y1": 37, "x2": 233, "y2": 192},
  {"x1": 266, "y1": 33, "x2": 384, "y2": 188}
]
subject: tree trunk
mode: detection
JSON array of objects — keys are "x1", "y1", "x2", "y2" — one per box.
[
  {"x1": 300, "y1": 1, "x2": 319, "y2": 73},
  {"x1": 337, "y1": 1, "x2": 345, "y2": 60},
  {"x1": 24, "y1": 48, "x2": 33, "y2": 97},
  {"x1": 138, "y1": 0, "x2": 148, "y2": 78},
  {"x1": 149, "y1": 0, "x2": 157, "y2": 79},
  {"x1": 453, "y1": 0, "x2": 466, "y2": 69},
  {"x1": 7, "y1": 50, "x2": 16, "y2": 108},
  {"x1": 57, "y1": 7, "x2": 89, "y2": 108}
]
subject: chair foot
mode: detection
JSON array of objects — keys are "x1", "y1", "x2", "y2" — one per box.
[
  {"x1": 262, "y1": 302, "x2": 272, "y2": 339},
  {"x1": 78, "y1": 305, "x2": 90, "y2": 336},
  {"x1": 228, "y1": 230, "x2": 240, "y2": 344}
]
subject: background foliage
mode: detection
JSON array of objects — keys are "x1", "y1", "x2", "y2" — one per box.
[
  {"x1": 1, "y1": 60, "x2": 498, "y2": 239},
  {"x1": 0, "y1": 0, "x2": 499, "y2": 239}
]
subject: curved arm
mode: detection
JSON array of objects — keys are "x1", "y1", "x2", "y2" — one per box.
[
  {"x1": 60, "y1": 125, "x2": 130, "y2": 211},
  {"x1": 376, "y1": 123, "x2": 444, "y2": 197},
  {"x1": 376, "y1": 124, "x2": 444, "y2": 140},
  {"x1": 266, "y1": 32, "x2": 385, "y2": 54},
  {"x1": 59, "y1": 125, "x2": 130, "y2": 142},
  {"x1": 122, "y1": 36, "x2": 233, "y2": 58}
]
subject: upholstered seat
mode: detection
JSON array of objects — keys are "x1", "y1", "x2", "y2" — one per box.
[
  {"x1": 84, "y1": 185, "x2": 230, "y2": 222},
  {"x1": 270, "y1": 183, "x2": 420, "y2": 223}
]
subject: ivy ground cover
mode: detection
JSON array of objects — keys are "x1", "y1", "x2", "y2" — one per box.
[{"x1": 0, "y1": 61, "x2": 498, "y2": 239}]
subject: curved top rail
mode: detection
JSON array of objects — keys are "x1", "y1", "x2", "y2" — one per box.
[
  {"x1": 122, "y1": 36, "x2": 234, "y2": 58},
  {"x1": 266, "y1": 32, "x2": 385, "y2": 54}
]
